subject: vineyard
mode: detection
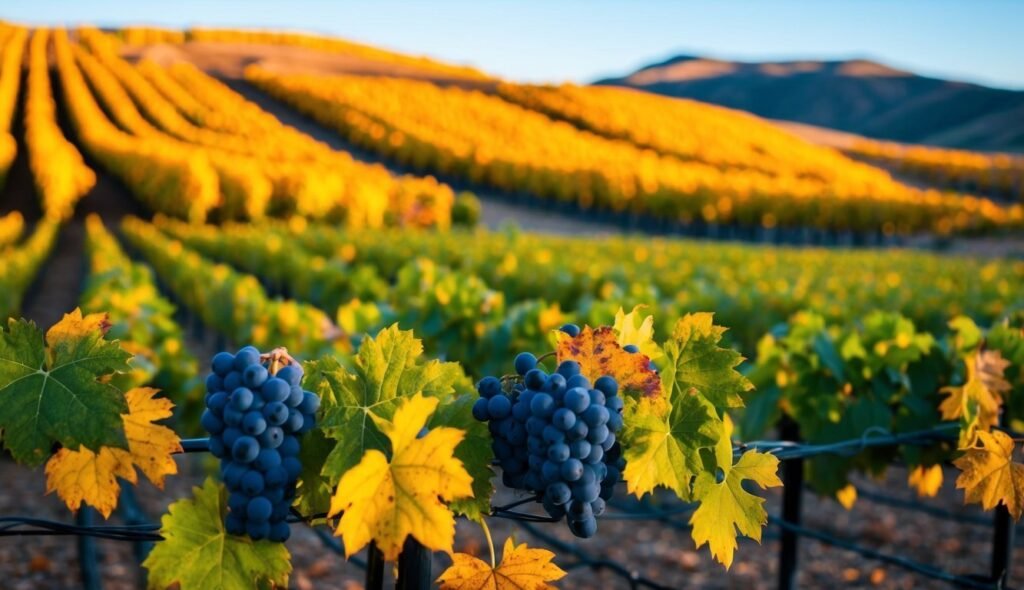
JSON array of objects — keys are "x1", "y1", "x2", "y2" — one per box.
[{"x1": 0, "y1": 18, "x2": 1022, "y2": 590}]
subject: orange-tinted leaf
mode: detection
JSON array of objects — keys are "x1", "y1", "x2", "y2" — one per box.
[{"x1": 556, "y1": 326, "x2": 663, "y2": 407}]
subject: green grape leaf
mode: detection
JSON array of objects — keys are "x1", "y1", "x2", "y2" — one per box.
[
  {"x1": 143, "y1": 478, "x2": 291, "y2": 590},
  {"x1": 293, "y1": 427, "x2": 335, "y2": 520},
  {"x1": 660, "y1": 313, "x2": 752, "y2": 411},
  {"x1": 0, "y1": 310, "x2": 132, "y2": 466},
  {"x1": 315, "y1": 325, "x2": 462, "y2": 484},
  {"x1": 621, "y1": 390, "x2": 722, "y2": 498},
  {"x1": 690, "y1": 449, "x2": 781, "y2": 569},
  {"x1": 428, "y1": 389, "x2": 495, "y2": 521}
]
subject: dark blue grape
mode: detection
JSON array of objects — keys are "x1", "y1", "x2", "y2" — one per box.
[
  {"x1": 567, "y1": 420, "x2": 588, "y2": 442},
  {"x1": 241, "y1": 470, "x2": 265, "y2": 496},
  {"x1": 282, "y1": 457, "x2": 302, "y2": 480},
  {"x1": 298, "y1": 391, "x2": 320, "y2": 414},
  {"x1": 212, "y1": 352, "x2": 235, "y2": 376},
  {"x1": 277, "y1": 365, "x2": 303, "y2": 387},
  {"x1": 471, "y1": 397, "x2": 490, "y2": 421},
  {"x1": 263, "y1": 402, "x2": 289, "y2": 426},
  {"x1": 607, "y1": 412, "x2": 623, "y2": 432},
  {"x1": 286, "y1": 386, "x2": 304, "y2": 407},
  {"x1": 591, "y1": 497, "x2": 607, "y2": 517},
  {"x1": 208, "y1": 436, "x2": 226, "y2": 458},
  {"x1": 244, "y1": 364, "x2": 268, "y2": 389},
  {"x1": 530, "y1": 393, "x2": 554, "y2": 417},
  {"x1": 623, "y1": 344, "x2": 639, "y2": 354},
  {"x1": 232, "y1": 436, "x2": 260, "y2": 463},
  {"x1": 569, "y1": 516, "x2": 597, "y2": 538},
  {"x1": 271, "y1": 501, "x2": 291, "y2": 520},
  {"x1": 269, "y1": 521, "x2": 290, "y2": 542},
  {"x1": 526, "y1": 416, "x2": 546, "y2": 437},
  {"x1": 570, "y1": 440, "x2": 592, "y2": 459},
  {"x1": 607, "y1": 395, "x2": 624, "y2": 413},
  {"x1": 228, "y1": 491, "x2": 249, "y2": 512},
  {"x1": 224, "y1": 462, "x2": 247, "y2": 487},
  {"x1": 594, "y1": 375, "x2": 618, "y2": 398},
  {"x1": 542, "y1": 425, "x2": 565, "y2": 444},
  {"x1": 585, "y1": 444, "x2": 604, "y2": 464},
  {"x1": 225, "y1": 513, "x2": 246, "y2": 535},
  {"x1": 242, "y1": 411, "x2": 267, "y2": 436},
  {"x1": 587, "y1": 425, "x2": 610, "y2": 445},
  {"x1": 247, "y1": 496, "x2": 273, "y2": 522},
  {"x1": 229, "y1": 387, "x2": 254, "y2": 411},
  {"x1": 222, "y1": 427, "x2": 242, "y2": 448},
  {"x1": 565, "y1": 374, "x2": 590, "y2": 390},
  {"x1": 547, "y1": 443, "x2": 570, "y2": 462},
  {"x1": 524, "y1": 369, "x2": 546, "y2": 390},
  {"x1": 255, "y1": 449, "x2": 282, "y2": 471},
  {"x1": 201, "y1": 409, "x2": 225, "y2": 435},
  {"x1": 258, "y1": 426, "x2": 284, "y2": 449},
  {"x1": 552, "y1": 408, "x2": 576, "y2": 431},
  {"x1": 544, "y1": 373, "x2": 567, "y2": 393},
  {"x1": 508, "y1": 422, "x2": 527, "y2": 446},
  {"x1": 514, "y1": 352, "x2": 537, "y2": 376},
  {"x1": 542, "y1": 460, "x2": 561, "y2": 483},
  {"x1": 477, "y1": 376, "x2": 502, "y2": 398},
  {"x1": 279, "y1": 435, "x2": 299, "y2": 457},
  {"x1": 572, "y1": 482, "x2": 600, "y2": 503},
  {"x1": 583, "y1": 405, "x2": 609, "y2": 428},
  {"x1": 542, "y1": 496, "x2": 567, "y2": 519},
  {"x1": 265, "y1": 486, "x2": 286, "y2": 504},
  {"x1": 223, "y1": 371, "x2": 243, "y2": 392},
  {"x1": 561, "y1": 458, "x2": 584, "y2": 481},
  {"x1": 246, "y1": 520, "x2": 270, "y2": 540},
  {"x1": 223, "y1": 406, "x2": 244, "y2": 427},
  {"x1": 560, "y1": 323, "x2": 581, "y2": 337},
  {"x1": 207, "y1": 391, "x2": 229, "y2": 412},
  {"x1": 233, "y1": 347, "x2": 260, "y2": 370},
  {"x1": 261, "y1": 378, "x2": 290, "y2": 403},
  {"x1": 285, "y1": 410, "x2": 305, "y2": 433},
  {"x1": 588, "y1": 389, "x2": 606, "y2": 407},
  {"x1": 546, "y1": 481, "x2": 572, "y2": 505},
  {"x1": 563, "y1": 387, "x2": 590, "y2": 413},
  {"x1": 206, "y1": 373, "x2": 223, "y2": 393},
  {"x1": 487, "y1": 395, "x2": 512, "y2": 420},
  {"x1": 265, "y1": 465, "x2": 288, "y2": 488},
  {"x1": 601, "y1": 432, "x2": 616, "y2": 451},
  {"x1": 493, "y1": 439, "x2": 513, "y2": 460},
  {"x1": 557, "y1": 360, "x2": 581, "y2": 379}
]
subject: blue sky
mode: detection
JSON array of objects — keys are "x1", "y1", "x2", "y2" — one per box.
[{"x1": 5, "y1": 0, "x2": 1023, "y2": 89}]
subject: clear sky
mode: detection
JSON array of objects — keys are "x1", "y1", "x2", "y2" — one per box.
[{"x1": 5, "y1": 0, "x2": 1023, "y2": 89}]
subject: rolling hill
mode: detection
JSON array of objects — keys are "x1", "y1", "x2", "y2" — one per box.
[{"x1": 596, "y1": 55, "x2": 1024, "y2": 152}]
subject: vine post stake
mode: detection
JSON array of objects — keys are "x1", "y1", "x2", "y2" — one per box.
[
  {"x1": 76, "y1": 506, "x2": 102, "y2": 590},
  {"x1": 777, "y1": 417, "x2": 803, "y2": 590},
  {"x1": 365, "y1": 542, "x2": 386, "y2": 590},
  {"x1": 396, "y1": 537, "x2": 432, "y2": 590},
  {"x1": 991, "y1": 412, "x2": 1015, "y2": 585}
]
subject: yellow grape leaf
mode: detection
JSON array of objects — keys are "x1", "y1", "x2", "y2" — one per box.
[
  {"x1": 908, "y1": 465, "x2": 944, "y2": 498},
  {"x1": 690, "y1": 450, "x2": 781, "y2": 569},
  {"x1": 613, "y1": 305, "x2": 662, "y2": 362},
  {"x1": 954, "y1": 430, "x2": 1024, "y2": 519},
  {"x1": 45, "y1": 387, "x2": 181, "y2": 517},
  {"x1": 836, "y1": 484, "x2": 857, "y2": 510},
  {"x1": 436, "y1": 537, "x2": 566, "y2": 590},
  {"x1": 556, "y1": 325, "x2": 663, "y2": 410},
  {"x1": 328, "y1": 393, "x2": 473, "y2": 560},
  {"x1": 940, "y1": 350, "x2": 1004, "y2": 445},
  {"x1": 44, "y1": 309, "x2": 112, "y2": 342}
]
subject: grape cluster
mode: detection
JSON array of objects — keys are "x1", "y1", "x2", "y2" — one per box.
[
  {"x1": 472, "y1": 325, "x2": 625, "y2": 538},
  {"x1": 200, "y1": 346, "x2": 320, "y2": 542}
]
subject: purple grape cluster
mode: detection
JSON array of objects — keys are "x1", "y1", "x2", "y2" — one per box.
[
  {"x1": 200, "y1": 346, "x2": 320, "y2": 542},
  {"x1": 472, "y1": 325, "x2": 625, "y2": 538}
]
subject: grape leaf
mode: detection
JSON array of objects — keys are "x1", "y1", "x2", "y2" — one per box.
[
  {"x1": 144, "y1": 478, "x2": 291, "y2": 590},
  {"x1": 555, "y1": 325, "x2": 662, "y2": 408},
  {"x1": 316, "y1": 325, "x2": 462, "y2": 485},
  {"x1": 690, "y1": 449, "x2": 781, "y2": 568},
  {"x1": 328, "y1": 394, "x2": 473, "y2": 560},
  {"x1": 45, "y1": 387, "x2": 181, "y2": 517},
  {"x1": 427, "y1": 389, "x2": 495, "y2": 521},
  {"x1": 660, "y1": 313, "x2": 752, "y2": 412},
  {"x1": 954, "y1": 430, "x2": 1024, "y2": 519},
  {"x1": 613, "y1": 305, "x2": 662, "y2": 362},
  {"x1": 436, "y1": 537, "x2": 566, "y2": 590},
  {"x1": 621, "y1": 391, "x2": 721, "y2": 498},
  {"x1": 907, "y1": 464, "x2": 943, "y2": 498},
  {"x1": 0, "y1": 310, "x2": 132, "y2": 466},
  {"x1": 940, "y1": 349, "x2": 1006, "y2": 446}
]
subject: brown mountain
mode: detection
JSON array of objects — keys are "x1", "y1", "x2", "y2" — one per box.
[{"x1": 595, "y1": 56, "x2": 1024, "y2": 152}]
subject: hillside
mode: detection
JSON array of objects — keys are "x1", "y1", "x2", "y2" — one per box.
[{"x1": 596, "y1": 55, "x2": 1024, "y2": 152}]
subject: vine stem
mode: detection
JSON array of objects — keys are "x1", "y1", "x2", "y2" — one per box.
[
  {"x1": 535, "y1": 351, "x2": 557, "y2": 365},
  {"x1": 481, "y1": 517, "x2": 496, "y2": 569}
]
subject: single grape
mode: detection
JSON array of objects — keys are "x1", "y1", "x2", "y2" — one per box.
[
  {"x1": 222, "y1": 427, "x2": 242, "y2": 449},
  {"x1": 284, "y1": 410, "x2": 305, "y2": 434},
  {"x1": 255, "y1": 448, "x2": 282, "y2": 471},
  {"x1": 568, "y1": 499, "x2": 594, "y2": 522},
  {"x1": 607, "y1": 395, "x2": 624, "y2": 413},
  {"x1": 569, "y1": 516, "x2": 597, "y2": 538},
  {"x1": 232, "y1": 436, "x2": 260, "y2": 463},
  {"x1": 471, "y1": 397, "x2": 490, "y2": 421},
  {"x1": 476, "y1": 376, "x2": 502, "y2": 398},
  {"x1": 225, "y1": 513, "x2": 246, "y2": 536},
  {"x1": 600, "y1": 432, "x2": 616, "y2": 451},
  {"x1": 269, "y1": 521, "x2": 290, "y2": 542},
  {"x1": 282, "y1": 457, "x2": 302, "y2": 480},
  {"x1": 276, "y1": 365, "x2": 303, "y2": 387},
  {"x1": 567, "y1": 420, "x2": 589, "y2": 442},
  {"x1": 207, "y1": 391, "x2": 229, "y2": 412},
  {"x1": 263, "y1": 401, "x2": 289, "y2": 426},
  {"x1": 588, "y1": 389, "x2": 606, "y2": 407},
  {"x1": 563, "y1": 387, "x2": 590, "y2": 413},
  {"x1": 487, "y1": 394, "x2": 512, "y2": 420},
  {"x1": 265, "y1": 465, "x2": 288, "y2": 488},
  {"x1": 552, "y1": 408, "x2": 576, "y2": 431},
  {"x1": 261, "y1": 378, "x2": 290, "y2": 403},
  {"x1": 593, "y1": 461, "x2": 608, "y2": 480},
  {"x1": 242, "y1": 411, "x2": 267, "y2": 436},
  {"x1": 524, "y1": 369, "x2": 546, "y2": 390},
  {"x1": 212, "y1": 352, "x2": 235, "y2": 376},
  {"x1": 514, "y1": 352, "x2": 538, "y2": 376},
  {"x1": 298, "y1": 391, "x2": 320, "y2": 414},
  {"x1": 223, "y1": 406, "x2": 244, "y2": 427},
  {"x1": 247, "y1": 496, "x2": 273, "y2": 522},
  {"x1": 591, "y1": 497, "x2": 607, "y2": 516},
  {"x1": 542, "y1": 496, "x2": 567, "y2": 519},
  {"x1": 258, "y1": 426, "x2": 284, "y2": 449},
  {"x1": 583, "y1": 405, "x2": 609, "y2": 428},
  {"x1": 608, "y1": 412, "x2": 624, "y2": 432},
  {"x1": 560, "y1": 458, "x2": 584, "y2": 481},
  {"x1": 573, "y1": 481, "x2": 600, "y2": 503},
  {"x1": 542, "y1": 425, "x2": 565, "y2": 444},
  {"x1": 623, "y1": 344, "x2": 639, "y2": 354},
  {"x1": 546, "y1": 482, "x2": 572, "y2": 505},
  {"x1": 594, "y1": 375, "x2": 618, "y2": 398},
  {"x1": 565, "y1": 374, "x2": 590, "y2": 390},
  {"x1": 224, "y1": 462, "x2": 247, "y2": 487},
  {"x1": 223, "y1": 371, "x2": 243, "y2": 392},
  {"x1": 265, "y1": 486, "x2": 286, "y2": 504},
  {"x1": 278, "y1": 435, "x2": 299, "y2": 458},
  {"x1": 286, "y1": 386, "x2": 304, "y2": 408},
  {"x1": 530, "y1": 393, "x2": 554, "y2": 417},
  {"x1": 241, "y1": 470, "x2": 265, "y2": 496},
  {"x1": 233, "y1": 347, "x2": 260, "y2": 370},
  {"x1": 208, "y1": 436, "x2": 226, "y2": 458},
  {"x1": 206, "y1": 373, "x2": 223, "y2": 394},
  {"x1": 587, "y1": 425, "x2": 610, "y2": 445},
  {"x1": 229, "y1": 387, "x2": 254, "y2": 411},
  {"x1": 244, "y1": 364, "x2": 269, "y2": 389},
  {"x1": 271, "y1": 500, "x2": 291, "y2": 520},
  {"x1": 507, "y1": 422, "x2": 527, "y2": 446},
  {"x1": 201, "y1": 409, "x2": 225, "y2": 435},
  {"x1": 544, "y1": 373, "x2": 567, "y2": 393},
  {"x1": 570, "y1": 440, "x2": 592, "y2": 460},
  {"x1": 560, "y1": 323, "x2": 581, "y2": 337},
  {"x1": 541, "y1": 460, "x2": 561, "y2": 483},
  {"x1": 228, "y1": 491, "x2": 249, "y2": 513},
  {"x1": 556, "y1": 360, "x2": 581, "y2": 379},
  {"x1": 246, "y1": 520, "x2": 270, "y2": 540}
]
